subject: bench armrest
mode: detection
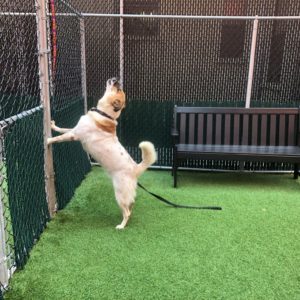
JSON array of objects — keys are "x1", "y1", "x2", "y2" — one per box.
[
  {"x1": 171, "y1": 128, "x2": 179, "y2": 145},
  {"x1": 297, "y1": 134, "x2": 300, "y2": 147},
  {"x1": 171, "y1": 128, "x2": 179, "y2": 137}
]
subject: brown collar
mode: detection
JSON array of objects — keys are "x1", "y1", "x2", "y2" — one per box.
[{"x1": 88, "y1": 110, "x2": 116, "y2": 135}]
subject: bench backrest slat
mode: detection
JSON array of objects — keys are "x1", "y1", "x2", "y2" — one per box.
[
  {"x1": 179, "y1": 113, "x2": 186, "y2": 144},
  {"x1": 242, "y1": 115, "x2": 249, "y2": 145},
  {"x1": 260, "y1": 114, "x2": 267, "y2": 146},
  {"x1": 288, "y1": 114, "x2": 296, "y2": 145},
  {"x1": 251, "y1": 114, "x2": 258, "y2": 145},
  {"x1": 270, "y1": 115, "x2": 276, "y2": 146},
  {"x1": 233, "y1": 114, "x2": 240, "y2": 145},
  {"x1": 188, "y1": 114, "x2": 195, "y2": 144},
  {"x1": 197, "y1": 114, "x2": 204, "y2": 144},
  {"x1": 215, "y1": 114, "x2": 222, "y2": 144},
  {"x1": 206, "y1": 114, "x2": 213, "y2": 144},
  {"x1": 174, "y1": 106, "x2": 300, "y2": 146},
  {"x1": 278, "y1": 114, "x2": 285, "y2": 146},
  {"x1": 224, "y1": 114, "x2": 231, "y2": 145}
]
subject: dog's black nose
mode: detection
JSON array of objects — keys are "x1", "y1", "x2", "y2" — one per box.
[
  {"x1": 108, "y1": 77, "x2": 119, "y2": 85},
  {"x1": 108, "y1": 77, "x2": 121, "y2": 90}
]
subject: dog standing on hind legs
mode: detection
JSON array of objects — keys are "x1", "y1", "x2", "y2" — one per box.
[{"x1": 47, "y1": 78, "x2": 157, "y2": 229}]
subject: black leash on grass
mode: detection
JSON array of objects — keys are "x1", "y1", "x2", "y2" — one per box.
[{"x1": 137, "y1": 182, "x2": 222, "y2": 210}]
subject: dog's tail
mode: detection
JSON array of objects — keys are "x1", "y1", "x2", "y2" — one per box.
[{"x1": 136, "y1": 141, "x2": 157, "y2": 177}]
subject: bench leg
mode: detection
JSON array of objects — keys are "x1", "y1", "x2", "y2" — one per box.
[
  {"x1": 172, "y1": 147, "x2": 178, "y2": 187},
  {"x1": 173, "y1": 157, "x2": 178, "y2": 188},
  {"x1": 294, "y1": 164, "x2": 299, "y2": 179},
  {"x1": 171, "y1": 148, "x2": 175, "y2": 176},
  {"x1": 174, "y1": 165, "x2": 177, "y2": 188}
]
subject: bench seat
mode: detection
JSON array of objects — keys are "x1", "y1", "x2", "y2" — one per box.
[{"x1": 176, "y1": 144, "x2": 300, "y2": 162}]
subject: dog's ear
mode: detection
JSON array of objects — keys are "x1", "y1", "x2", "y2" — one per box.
[{"x1": 112, "y1": 99, "x2": 122, "y2": 112}]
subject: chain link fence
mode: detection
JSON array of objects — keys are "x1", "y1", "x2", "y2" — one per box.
[
  {"x1": 0, "y1": 0, "x2": 90, "y2": 295},
  {"x1": 1, "y1": 0, "x2": 300, "y2": 297},
  {"x1": 0, "y1": 1, "x2": 46, "y2": 293}
]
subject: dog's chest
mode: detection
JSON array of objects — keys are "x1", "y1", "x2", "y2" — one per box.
[
  {"x1": 74, "y1": 115, "x2": 134, "y2": 170},
  {"x1": 75, "y1": 115, "x2": 110, "y2": 141}
]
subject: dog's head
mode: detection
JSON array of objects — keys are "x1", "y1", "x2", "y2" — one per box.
[{"x1": 97, "y1": 78, "x2": 126, "y2": 119}]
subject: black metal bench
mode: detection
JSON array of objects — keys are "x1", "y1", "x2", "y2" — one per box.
[{"x1": 171, "y1": 106, "x2": 300, "y2": 187}]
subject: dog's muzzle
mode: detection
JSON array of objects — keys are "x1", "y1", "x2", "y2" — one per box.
[{"x1": 107, "y1": 77, "x2": 121, "y2": 90}]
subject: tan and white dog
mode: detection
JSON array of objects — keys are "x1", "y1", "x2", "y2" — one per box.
[{"x1": 47, "y1": 78, "x2": 156, "y2": 229}]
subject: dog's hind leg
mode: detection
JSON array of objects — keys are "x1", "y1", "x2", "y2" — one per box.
[
  {"x1": 113, "y1": 177, "x2": 136, "y2": 229},
  {"x1": 116, "y1": 202, "x2": 131, "y2": 230}
]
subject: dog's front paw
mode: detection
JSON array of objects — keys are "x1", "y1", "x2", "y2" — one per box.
[{"x1": 50, "y1": 120, "x2": 56, "y2": 130}]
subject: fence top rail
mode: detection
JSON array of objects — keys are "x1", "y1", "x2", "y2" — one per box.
[
  {"x1": 1, "y1": 12, "x2": 300, "y2": 20},
  {"x1": 0, "y1": 12, "x2": 79, "y2": 16},
  {"x1": 0, "y1": 105, "x2": 43, "y2": 130},
  {"x1": 81, "y1": 13, "x2": 300, "y2": 20}
]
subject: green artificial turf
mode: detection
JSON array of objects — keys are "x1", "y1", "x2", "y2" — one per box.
[{"x1": 4, "y1": 167, "x2": 300, "y2": 300}]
